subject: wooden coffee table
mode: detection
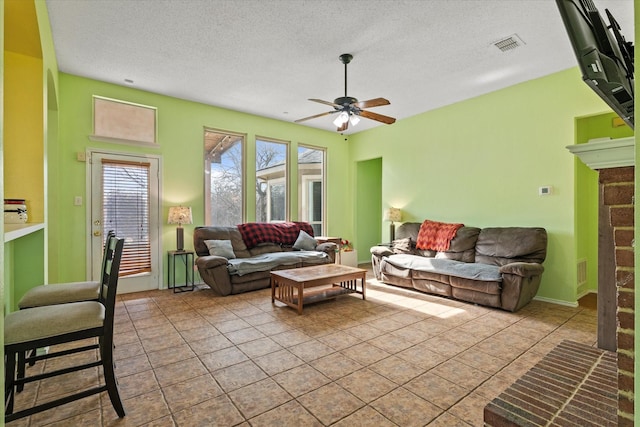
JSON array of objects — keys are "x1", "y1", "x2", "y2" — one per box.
[{"x1": 271, "y1": 264, "x2": 366, "y2": 314}]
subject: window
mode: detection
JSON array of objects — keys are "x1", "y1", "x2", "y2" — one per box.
[
  {"x1": 91, "y1": 96, "x2": 157, "y2": 146},
  {"x1": 204, "y1": 129, "x2": 245, "y2": 226},
  {"x1": 102, "y1": 159, "x2": 151, "y2": 276},
  {"x1": 256, "y1": 138, "x2": 288, "y2": 222},
  {"x1": 298, "y1": 146, "x2": 325, "y2": 235}
]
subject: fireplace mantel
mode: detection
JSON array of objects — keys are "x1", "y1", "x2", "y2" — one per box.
[{"x1": 566, "y1": 136, "x2": 634, "y2": 170}]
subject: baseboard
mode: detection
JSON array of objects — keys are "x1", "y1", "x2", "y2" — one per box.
[
  {"x1": 576, "y1": 289, "x2": 597, "y2": 300},
  {"x1": 533, "y1": 295, "x2": 579, "y2": 308}
]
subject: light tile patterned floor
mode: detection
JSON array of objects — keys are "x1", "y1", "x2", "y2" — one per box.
[{"x1": 9, "y1": 268, "x2": 597, "y2": 426}]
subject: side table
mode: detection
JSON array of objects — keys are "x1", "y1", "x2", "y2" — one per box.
[
  {"x1": 315, "y1": 236, "x2": 342, "y2": 263},
  {"x1": 168, "y1": 250, "x2": 195, "y2": 293}
]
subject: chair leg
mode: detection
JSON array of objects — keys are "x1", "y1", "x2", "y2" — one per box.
[
  {"x1": 5, "y1": 350, "x2": 16, "y2": 415},
  {"x1": 28, "y1": 348, "x2": 37, "y2": 366},
  {"x1": 101, "y1": 338, "x2": 125, "y2": 418},
  {"x1": 16, "y1": 350, "x2": 26, "y2": 393}
]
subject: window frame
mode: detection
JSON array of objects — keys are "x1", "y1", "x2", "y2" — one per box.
[
  {"x1": 255, "y1": 136, "x2": 290, "y2": 223},
  {"x1": 297, "y1": 144, "x2": 326, "y2": 235},
  {"x1": 204, "y1": 127, "x2": 246, "y2": 226}
]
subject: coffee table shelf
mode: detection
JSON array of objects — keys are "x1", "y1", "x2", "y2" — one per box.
[{"x1": 271, "y1": 264, "x2": 366, "y2": 314}]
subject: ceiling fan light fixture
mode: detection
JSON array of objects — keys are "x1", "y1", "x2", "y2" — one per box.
[
  {"x1": 333, "y1": 111, "x2": 349, "y2": 127},
  {"x1": 295, "y1": 53, "x2": 395, "y2": 131}
]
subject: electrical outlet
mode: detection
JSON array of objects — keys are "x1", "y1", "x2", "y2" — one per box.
[{"x1": 74, "y1": 196, "x2": 83, "y2": 206}]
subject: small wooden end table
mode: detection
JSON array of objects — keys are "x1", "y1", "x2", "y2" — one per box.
[{"x1": 271, "y1": 264, "x2": 366, "y2": 314}]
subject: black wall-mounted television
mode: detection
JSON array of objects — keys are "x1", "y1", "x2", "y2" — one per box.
[{"x1": 556, "y1": 0, "x2": 634, "y2": 128}]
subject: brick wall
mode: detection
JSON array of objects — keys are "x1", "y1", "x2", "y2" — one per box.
[{"x1": 600, "y1": 166, "x2": 635, "y2": 425}]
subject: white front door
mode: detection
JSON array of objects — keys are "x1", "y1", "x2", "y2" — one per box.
[{"x1": 88, "y1": 150, "x2": 161, "y2": 293}]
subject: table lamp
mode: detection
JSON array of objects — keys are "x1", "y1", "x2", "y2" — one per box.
[
  {"x1": 168, "y1": 206, "x2": 192, "y2": 251},
  {"x1": 384, "y1": 207, "x2": 402, "y2": 241}
]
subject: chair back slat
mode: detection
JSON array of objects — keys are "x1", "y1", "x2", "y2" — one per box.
[
  {"x1": 98, "y1": 231, "x2": 116, "y2": 300},
  {"x1": 99, "y1": 236, "x2": 125, "y2": 321}
]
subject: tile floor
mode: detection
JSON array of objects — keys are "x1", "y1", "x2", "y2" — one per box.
[{"x1": 9, "y1": 269, "x2": 598, "y2": 426}]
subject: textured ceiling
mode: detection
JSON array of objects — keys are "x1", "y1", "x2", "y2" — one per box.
[{"x1": 45, "y1": 0, "x2": 634, "y2": 134}]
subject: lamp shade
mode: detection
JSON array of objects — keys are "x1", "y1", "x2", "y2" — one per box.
[
  {"x1": 384, "y1": 207, "x2": 402, "y2": 223},
  {"x1": 168, "y1": 206, "x2": 192, "y2": 225}
]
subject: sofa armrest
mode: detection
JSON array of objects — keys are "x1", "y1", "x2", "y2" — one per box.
[
  {"x1": 370, "y1": 246, "x2": 393, "y2": 257},
  {"x1": 195, "y1": 255, "x2": 232, "y2": 296},
  {"x1": 315, "y1": 242, "x2": 338, "y2": 263},
  {"x1": 196, "y1": 255, "x2": 229, "y2": 269},
  {"x1": 369, "y1": 246, "x2": 393, "y2": 280},
  {"x1": 499, "y1": 262, "x2": 544, "y2": 277},
  {"x1": 500, "y1": 262, "x2": 545, "y2": 312}
]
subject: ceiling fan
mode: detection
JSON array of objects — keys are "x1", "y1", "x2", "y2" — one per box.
[{"x1": 295, "y1": 53, "x2": 396, "y2": 132}]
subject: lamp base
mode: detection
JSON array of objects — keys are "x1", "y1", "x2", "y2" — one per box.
[
  {"x1": 176, "y1": 226, "x2": 184, "y2": 251},
  {"x1": 390, "y1": 222, "x2": 395, "y2": 242}
]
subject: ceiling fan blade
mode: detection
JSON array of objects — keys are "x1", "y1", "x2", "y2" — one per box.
[
  {"x1": 337, "y1": 120, "x2": 348, "y2": 132},
  {"x1": 295, "y1": 111, "x2": 335, "y2": 123},
  {"x1": 353, "y1": 97, "x2": 390, "y2": 109},
  {"x1": 309, "y1": 98, "x2": 340, "y2": 108},
  {"x1": 359, "y1": 110, "x2": 396, "y2": 125}
]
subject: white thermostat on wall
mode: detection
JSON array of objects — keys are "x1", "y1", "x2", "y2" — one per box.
[{"x1": 538, "y1": 186, "x2": 553, "y2": 196}]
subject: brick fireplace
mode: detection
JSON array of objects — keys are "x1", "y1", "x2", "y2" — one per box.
[
  {"x1": 600, "y1": 166, "x2": 635, "y2": 424},
  {"x1": 485, "y1": 137, "x2": 635, "y2": 425}
]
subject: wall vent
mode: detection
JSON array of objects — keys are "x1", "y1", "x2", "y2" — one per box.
[
  {"x1": 577, "y1": 258, "x2": 587, "y2": 286},
  {"x1": 492, "y1": 34, "x2": 525, "y2": 52}
]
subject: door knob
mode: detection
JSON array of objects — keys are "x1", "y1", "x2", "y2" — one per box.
[{"x1": 93, "y1": 231, "x2": 102, "y2": 236}]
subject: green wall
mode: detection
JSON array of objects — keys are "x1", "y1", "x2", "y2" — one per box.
[
  {"x1": 350, "y1": 67, "x2": 616, "y2": 305},
  {"x1": 355, "y1": 157, "x2": 382, "y2": 261},
  {"x1": 55, "y1": 74, "x2": 349, "y2": 285},
  {"x1": 574, "y1": 112, "x2": 633, "y2": 297}
]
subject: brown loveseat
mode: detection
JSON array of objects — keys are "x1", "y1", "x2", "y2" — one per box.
[
  {"x1": 194, "y1": 223, "x2": 337, "y2": 296},
  {"x1": 370, "y1": 222, "x2": 547, "y2": 312}
]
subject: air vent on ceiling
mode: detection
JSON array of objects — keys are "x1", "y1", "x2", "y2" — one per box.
[{"x1": 492, "y1": 34, "x2": 525, "y2": 52}]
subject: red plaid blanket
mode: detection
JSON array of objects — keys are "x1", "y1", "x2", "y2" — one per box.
[
  {"x1": 415, "y1": 219, "x2": 464, "y2": 251},
  {"x1": 237, "y1": 222, "x2": 314, "y2": 249}
]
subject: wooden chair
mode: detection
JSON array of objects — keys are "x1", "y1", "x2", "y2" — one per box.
[
  {"x1": 4, "y1": 235, "x2": 126, "y2": 423},
  {"x1": 15, "y1": 230, "x2": 116, "y2": 390},
  {"x1": 18, "y1": 230, "x2": 116, "y2": 309}
]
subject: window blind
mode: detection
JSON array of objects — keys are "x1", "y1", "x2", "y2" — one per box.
[{"x1": 102, "y1": 159, "x2": 151, "y2": 277}]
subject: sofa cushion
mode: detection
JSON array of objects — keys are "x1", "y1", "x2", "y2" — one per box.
[
  {"x1": 391, "y1": 238, "x2": 413, "y2": 254},
  {"x1": 293, "y1": 230, "x2": 318, "y2": 251},
  {"x1": 475, "y1": 227, "x2": 547, "y2": 266},
  {"x1": 383, "y1": 254, "x2": 502, "y2": 282},
  {"x1": 249, "y1": 243, "x2": 284, "y2": 257},
  {"x1": 204, "y1": 239, "x2": 236, "y2": 259},
  {"x1": 227, "y1": 251, "x2": 328, "y2": 276}
]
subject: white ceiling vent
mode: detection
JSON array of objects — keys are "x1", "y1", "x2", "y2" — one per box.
[{"x1": 492, "y1": 34, "x2": 526, "y2": 52}]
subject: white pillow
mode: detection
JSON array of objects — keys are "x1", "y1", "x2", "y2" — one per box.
[
  {"x1": 204, "y1": 239, "x2": 236, "y2": 259},
  {"x1": 293, "y1": 230, "x2": 318, "y2": 251}
]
